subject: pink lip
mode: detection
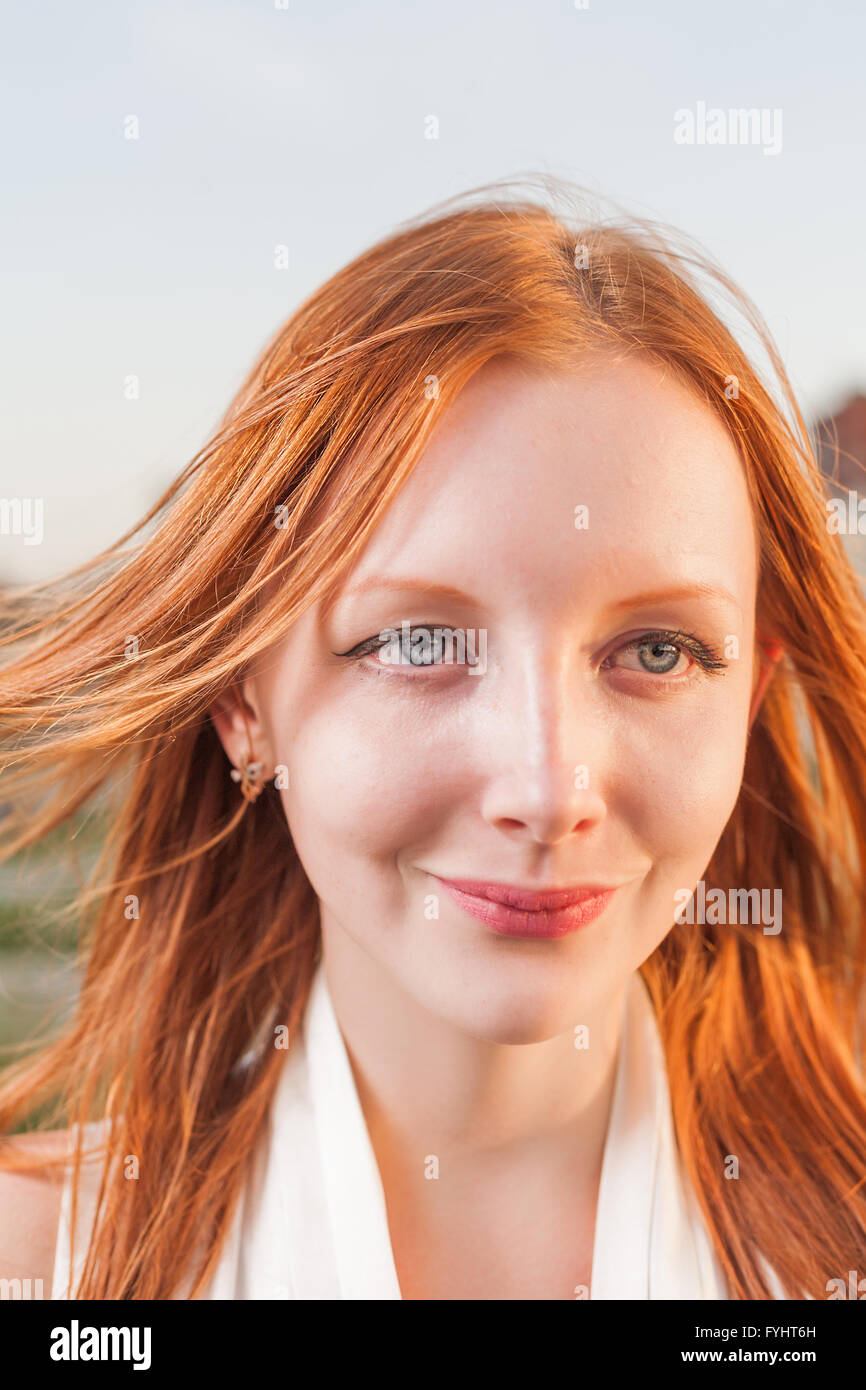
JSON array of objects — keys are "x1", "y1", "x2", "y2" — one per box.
[{"x1": 431, "y1": 876, "x2": 617, "y2": 939}]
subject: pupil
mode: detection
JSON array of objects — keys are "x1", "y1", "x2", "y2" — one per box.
[{"x1": 642, "y1": 641, "x2": 679, "y2": 672}]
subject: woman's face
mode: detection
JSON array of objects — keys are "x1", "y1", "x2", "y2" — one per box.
[{"x1": 224, "y1": 353, "x2": 764, "y2": 1042}]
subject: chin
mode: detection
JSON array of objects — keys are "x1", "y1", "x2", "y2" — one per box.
[
  {"x1": 465, "y1": 1014, "x2": 574, "y2": 1047},
  {"x1": 422, "y1": 958, "x2": 604, "y2": 1046}
]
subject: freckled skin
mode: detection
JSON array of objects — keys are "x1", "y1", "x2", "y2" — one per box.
[{"x1": 224, "y1": 353, "x2": 760, "y2": 1046}]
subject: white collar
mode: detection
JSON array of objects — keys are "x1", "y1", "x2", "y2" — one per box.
[
  {"x1": 198, "y1": 963, "x2": 730, "y2": 1299},
  {"x1": 589, "y1": 968, "x2": 728, "y2": 1298}
]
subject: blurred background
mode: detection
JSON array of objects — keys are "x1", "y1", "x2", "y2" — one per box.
[{"x1": 1, "y1": 0, "x2": 864, "y2": 1066}]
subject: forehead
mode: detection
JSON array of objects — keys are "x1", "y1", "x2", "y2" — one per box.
[{"x1": 330, "y1": 353, "x2": 758, "y2": 621}]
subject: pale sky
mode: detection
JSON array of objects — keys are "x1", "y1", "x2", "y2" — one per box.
[{"x1": 2, "y1": 0, "x2": 864, "y2": 582}]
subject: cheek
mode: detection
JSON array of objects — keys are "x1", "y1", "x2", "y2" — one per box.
[
  {"x1": 611, "y1": 689, "x2": 751, "y2": 867},
  {"x1": 278, "y1": 685, "x2": 461, "y2": 870}
]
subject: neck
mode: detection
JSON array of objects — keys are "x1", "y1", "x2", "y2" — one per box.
[{"x1": 319, "y1": 924, "x2": 627, "y2": 1169}]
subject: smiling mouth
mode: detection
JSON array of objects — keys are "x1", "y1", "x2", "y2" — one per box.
[{"x1": 430, "y1": 875, "x2": 618, "y2": 939}]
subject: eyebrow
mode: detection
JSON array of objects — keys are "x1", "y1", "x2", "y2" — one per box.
[
  {"x1": 329, "y1": 577, "x2": 487, "y2": 609},
  {"x1": 599, "y1": 582, "x2": 743, "y2": 616},
  {"x1": 331, "y1": 576, "x2": 742, "y2": 615}
]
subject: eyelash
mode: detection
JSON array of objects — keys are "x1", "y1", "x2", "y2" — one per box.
[
  {"x1": 334, "y1": 626, "x2": 728, "y2": 679},
  {"x1": 603, "y1": 629, "x2": 728, "y2": 677}
]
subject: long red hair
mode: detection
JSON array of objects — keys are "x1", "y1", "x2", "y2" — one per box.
[{"x1": 2, "y1": 177, "x2": 865, "y2": 1298}]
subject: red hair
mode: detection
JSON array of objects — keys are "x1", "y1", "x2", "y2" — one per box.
[{"x1": 1, "y1": 177, "x2": 865, "y2": 1298}]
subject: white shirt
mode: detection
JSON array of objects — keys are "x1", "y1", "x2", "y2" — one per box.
[{"x1": 53, "y1": 965, "x2": 774, "y2": 1300}]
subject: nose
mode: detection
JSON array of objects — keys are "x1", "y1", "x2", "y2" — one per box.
[{"x1": 478, "y1": 644, "x2": 608, "y2": 848}]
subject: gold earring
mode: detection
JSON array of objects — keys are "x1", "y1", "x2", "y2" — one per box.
[{"x1": 230, "y1": 749, "x2": 266, "y2": 803}]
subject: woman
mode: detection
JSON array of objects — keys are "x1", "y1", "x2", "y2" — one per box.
[{"x1": 1, "y1": 178, "x2": 865, "y2": 1300}]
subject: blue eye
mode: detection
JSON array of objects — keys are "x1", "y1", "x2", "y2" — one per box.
[
  {"x1": 626, "y1": 640, "x2": 684, "y2": 674},
  {"x1": 605, "y1": 630, "x2": 727, "y2": 677},
  {"x1": 335, "y1": 624, "x2": 465, "y2": 667}
]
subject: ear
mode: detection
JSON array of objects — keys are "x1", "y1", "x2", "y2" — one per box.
[
  {"x1": 748, "y1": 638, "x2": 784, "y2": 731},
  {"x1": 209, "y1": 679, "x2": 272, "y2": 776}
]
